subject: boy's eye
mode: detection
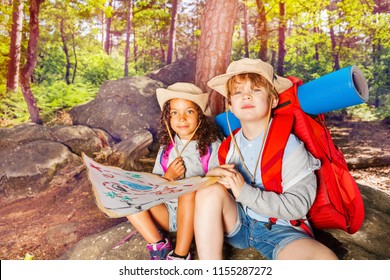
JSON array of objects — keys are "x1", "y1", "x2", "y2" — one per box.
[{"x1": 252, "y1": 88, "x2": 264, "y2": 94}]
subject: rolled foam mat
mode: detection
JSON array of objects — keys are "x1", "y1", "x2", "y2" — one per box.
[{"x1": 297, "y1": 66, "x2": 369, "y2": 115}]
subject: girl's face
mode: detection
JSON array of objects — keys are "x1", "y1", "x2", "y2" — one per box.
[
  {"x1": 169, "y1": 98, "x2": 200, "y2": 140},
  {"x1": 229, "y1": 78, "x2": 276, "y2": 123}
]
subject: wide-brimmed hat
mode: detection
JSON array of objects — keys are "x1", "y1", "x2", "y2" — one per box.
[
  {"x1": 156, "y1": 82, "x2": 211, "y2": 116},
  {"x1": 207, "y1": 58, "x2": 293, "y2": 97}
]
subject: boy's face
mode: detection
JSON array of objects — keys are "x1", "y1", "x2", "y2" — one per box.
[
  {"x1": 229, "y1": 78, "x2": 276, "y2": 124},
  {"x1": 169, "y1": 98, "x2": 200, "y2": 140}
]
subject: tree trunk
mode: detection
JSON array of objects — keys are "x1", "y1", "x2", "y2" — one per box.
[
  {"x1": 20, "y1": 0, "x2": 44, "y2": 124},
  {"x1": 167, "y1": 0, "x2": 178, "y2": 65},
  {"x1": 255, "y1": 0, "x2": 268, "y2": 61},
  {"x1": 104, "y1": 1, "x2": 113, "y2": 55},
  {"x1": 124, "y1": 0, "x2": 133, "y2": 77},
  {"x1": 71, "y1": 32, "x2": 77, "y2": 84},
  {"x1": 328, "y1": 1, "x2": 340, "y2": 71},
  {"x1": 6, "y1": 0, "x2": 24, "y2": 92},
  {"x1": 277, "y1": 1, "x2": 286, "y2": 76},
  {"x1": 242, "y1": 1, "x2": 249, "y2": 58},
  {"x1": 60, "y1": 18, "x2": 71, "y2": 85},
  {"x1": 314, "y1": 26, "x2": 320, "y2": 61},
  {"x1": 195, "y1": 0, "x2": 239, "y2": 116}
]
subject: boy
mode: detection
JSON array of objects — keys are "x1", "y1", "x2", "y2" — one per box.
[{"x1": 194, "y1": 58, "x2": 338, "y2": 260}]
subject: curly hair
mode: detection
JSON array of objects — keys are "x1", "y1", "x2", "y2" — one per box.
[{"x1": 157, "y1": 100, "x2": 223, "y2": 156}]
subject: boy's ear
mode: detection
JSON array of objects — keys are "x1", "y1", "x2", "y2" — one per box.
[{"x1": 271, "y1": 97, "x2": 279, "y2": 108}]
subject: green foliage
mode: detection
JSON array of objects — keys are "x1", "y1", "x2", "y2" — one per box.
[
  {"x1": 0, "y1": 86, "x2": 29, "y2": 127},
  {"x1": 346, "y1": 102, "x2": 389, "y2": 121},
  {"x1": 78, "y1": 50, "x2": 124, "y2": 86},
  {"x1": 33, "y1": 81, "x2": 98, "y2": 122},
  {"x1": 0, "y1": 82, "x2": 99, "y2": 127}
]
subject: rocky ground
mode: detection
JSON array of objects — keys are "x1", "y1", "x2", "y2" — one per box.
[{"x1": 0, "y1": 117, "x2": 389, "y2": 260}]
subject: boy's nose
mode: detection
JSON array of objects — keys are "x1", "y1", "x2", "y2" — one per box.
[{"x1": 242, "y1": 91, "x2": 252, "y2": 99}]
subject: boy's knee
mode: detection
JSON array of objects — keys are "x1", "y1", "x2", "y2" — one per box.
[{"x1": 196, "y1": 183, "x2": 227, "y2": 202}]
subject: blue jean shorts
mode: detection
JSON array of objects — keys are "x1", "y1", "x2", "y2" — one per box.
[
  {"x1": 225, "y1": 203, "x2": 311, "y2": 260},
  {"x1": 165, "y1": 199, "x2": 178, "y2": 232}
]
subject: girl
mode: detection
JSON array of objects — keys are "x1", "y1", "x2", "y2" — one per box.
[{"x1": 127, "y1": 82, "x2": 222, "y2": 260}]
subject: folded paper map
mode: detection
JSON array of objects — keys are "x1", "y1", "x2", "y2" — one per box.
[{"x1": 82, "y1": 154, "x2": 219, "y2": 218}]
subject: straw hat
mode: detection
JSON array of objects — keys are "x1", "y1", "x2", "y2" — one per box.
[
  {"x1": 207, "y1": 58, "x2": 293, "y2": 97},
  {"x1": 156, "y1": 82, "x2": 211, "y2": 116}
]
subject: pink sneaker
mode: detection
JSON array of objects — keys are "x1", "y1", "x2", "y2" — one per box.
[
  {"x1": 166, "y1": 250, "x2": 191, "y2": 260},
  {"x1": 146, "y1": 238, "x2": 171, "y2": 260}
]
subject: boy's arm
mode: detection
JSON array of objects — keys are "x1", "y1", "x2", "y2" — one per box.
[
  {"x1": 236, "y1": 174, "x2": 317, "y2": 220},
  {"x1": 235, "y1": 143, "x2": 319, "y2": 221}
]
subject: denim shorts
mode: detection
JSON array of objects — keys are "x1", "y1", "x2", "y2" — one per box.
[
  {"x1": 165, "y1": 199, "x2": 178, "y2": 232},
  {"x1": 225, "y1": 203, "x2": 311, "y2": 260}
]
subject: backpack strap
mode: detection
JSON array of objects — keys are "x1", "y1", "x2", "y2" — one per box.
[
  {"x1": 160, "y1": 143, "x2": 174, "y2": 173},
  {"x1": 218, "y1": 128, "x2": 240, "y2": 164},
  {"x1": 261, "y1": 114, "x2": 294, "y2": 194},
  {"x1": 200, "y1": 145, "x2": 212, "y2": 174},
  {"x1": 161, "y1": 142, "x2": 212, "y2": 174}
]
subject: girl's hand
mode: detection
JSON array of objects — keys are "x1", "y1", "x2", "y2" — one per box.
[{"x1": 163, "y1": 157, "x2": 185, "y2": 181}]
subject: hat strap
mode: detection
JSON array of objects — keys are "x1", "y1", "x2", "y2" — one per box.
[
  {"x1": 164, "y1": 119, "x2": 202, "y2": 159},
  {"x1": 226, "y1": 98, "x2": 273, "y2": 187}
]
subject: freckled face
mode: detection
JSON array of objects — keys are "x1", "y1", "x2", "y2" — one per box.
[{"x1": 169, "y1": 99, "x2": 200, "y2": 140}]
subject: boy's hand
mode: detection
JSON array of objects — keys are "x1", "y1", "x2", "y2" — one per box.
[
  {"x1": 163, "y1": 157, "x2": 185, "y2": 181},
  {"x1": 223, "y1": 169, "x2": 245, "y2": 197},
  {"x1": 205, "y1": 164, "x2": 236, "y2": 177}
]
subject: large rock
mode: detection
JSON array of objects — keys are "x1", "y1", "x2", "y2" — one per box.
[
  {"x1": 0, "y1": 140, "x2": 80, "y2": 199},
  {"x1": 147, "y1": 55, "x2": 196, "y2": 85},
  {"x1": 69, "y1": 76, "x2": 165, "y2": 141},
  {"x1": 0, "y1": 123, "x2": 112, "y2": 200},
  {"x1": 58, "y1": 184, "x2": 390, "y2": 260}
]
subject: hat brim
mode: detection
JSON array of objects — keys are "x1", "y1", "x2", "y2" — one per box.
[
  {"x1": 156, "y1": 88, "x2": 211, "y2": 116},
  {"x1": 207, "y1": 70, "x2": 293, "y2": 97}
]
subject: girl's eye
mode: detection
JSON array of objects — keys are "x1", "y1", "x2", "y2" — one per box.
[
  {"x1": 170, "y1": 111, "x2": 177, "y2": 116},
  {"x1": 186, "y1": 110, "x2": 194, "y2": 114}
]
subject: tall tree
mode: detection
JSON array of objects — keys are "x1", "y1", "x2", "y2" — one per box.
[
  {"x1": 255, "y1": 0, "x2": 268, "y2": 61},
  {"x1": 242, "y1": 1, "x2": 249, "y2": 58},
  {"x1": 327, "y1": 0, "x2": 340, "y2": 70},
  {"x1": 20, "y1": 0, "x2": 44, "y2": 124},
  {"x1": 124, "y1": 0, "x2": 133, "y2": 76},
  {"x1": 6, "y1": 0, "x2": 24, "y2": 92},
  {"x1": 60, "y1": 18, "x2": 71, "y2": 85},
  {"x1": 195, "y1": 0, "x2": 239, "y2": 116},
  {"x1": 277, "y1": 0, "x2": 286, "y2": 75},
  {"x1": 104, "y1": 0, "x2": 113, "y2": 55},
  {"x1": 167, "y1": 0, "x2": 178, "y2": 64}
]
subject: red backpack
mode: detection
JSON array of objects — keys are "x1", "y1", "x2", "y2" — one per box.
[{"x1": 218, "y1": 76, "x2": 365, "y2": 234}]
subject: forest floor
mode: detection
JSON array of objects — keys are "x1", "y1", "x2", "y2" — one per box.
[{"x1": 0, "y1": 117, "x2": 389, "y2": 260}]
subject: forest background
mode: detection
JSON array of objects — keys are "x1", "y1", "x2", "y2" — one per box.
[{"x1": 0, "y1": 0, "x2": 389, "y2": 127}]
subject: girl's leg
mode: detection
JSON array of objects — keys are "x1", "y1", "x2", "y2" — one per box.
[
  {"x1": 127, "y1": 204, "x2": 170, "y2": 243},
  {"x1": 174, "y1": 192, "x2": 196, "y2": 256},
  {"x1": 277, "y1": 238, "x2": 338, "y2": 260},
  {"x1": 194, "y1": 184, "x2": 238, "y2": 260}
]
